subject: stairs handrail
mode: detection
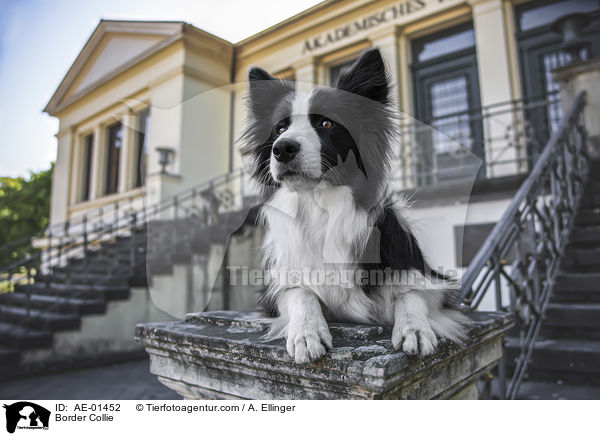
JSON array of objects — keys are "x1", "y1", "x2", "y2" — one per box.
[
  {"x1": 0, "y1": 167, "x2": 245, "y2": 274},
  {"x1": 459, "y1": 91, "x2": 589, "y2": 399}
]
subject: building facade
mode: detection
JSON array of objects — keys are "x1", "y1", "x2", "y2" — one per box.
[{"x1": 44, "y1": 0, "x2": 600, "y2": 293}]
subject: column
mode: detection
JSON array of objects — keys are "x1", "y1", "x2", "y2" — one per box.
[
  {"x1": 49, "y1": 126, "x2": 74, "y2": 225},
  {"x1": 146, "y1": 74, "x2": 184, "y2": 207},
  {"x1": 69, "y1": 133, "x2": 82, "y2": 206},
  {"x1": 470, "y1": 0, "x2": 521, "y2": 177},
  {"x1": 118, "y1": 111, "x2": 135, "y2": 193},
  {"x1": 292, "y1": 57, "x2": 316, "y2": 85},
  {"x1": 369, "y1": 26, "x2": 406, "y2": 186},
  {"x1": 369, "y1": 26, "x2": 401, "y2": 108}
]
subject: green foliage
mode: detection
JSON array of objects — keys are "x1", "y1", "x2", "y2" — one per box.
[{"x1": 0, "y1": 164, "x2": 53, "y2": 268}]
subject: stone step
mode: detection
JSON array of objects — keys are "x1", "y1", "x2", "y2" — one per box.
[
  {"x1": 129, "y1": 274, "x2": 149, "y2": 287},
  {"x1": 147, "y1": 239, "x2": 216, "y2": 264},
  {"x1": 0, "y1": 305, "x2": 80, "y2": 331},
  {"x1": 561, "y1": 246, "x2": 600, "y2": 272},
  {"x1": 0, "y1": 321, "x2": 52, "y2": 349},
  {"x1": 587, "y1": 161, "x2": 600, "y2": 176},
  {"x1": 506, "y1": 337, "x2": 600, "y2": 384},
  {"x1": 542, "y1": 303, "x2": 600, "y2": 339},
  {"x1": 147, "y1": 240, "x2": 225, "y2": 274},
  {"x1": 14, "y1": 283, "x2": 130, "y2": 301},
  {"x1": 17, "y1": 281, "x2": 129, "y2": 293},
  {"x1": 182, "y1": 228, "x2": 212, "y2": 255},
  {"x1": 580, "y1": 193, "x2": 600, "y2": 209},
  {"x1": 583, "y1": 180, "x2": 600, "y2": 193},
  {"x1": 554, "y1": 272, "x2": 600, "y2": 298},
  {"x1": 56, "y1": 259, "x2": 135, "y2": 275},
  {"x1": 146, "y1": 260, "x2": 173, "y2": 276},
  {"x1": 545, "y1": 302, "x2": 600, "y2": 328},
  {"x1": 0, "y1": 346, "x2": 20, "y2": 365},
  {"x1": 516, "y1": 380, "x2": 600, "y2": 399},
  {"x1": 575, "y1": 208, "x2": 600, "y2": 227},
  {"x1": 36, "y1": 272, "x2": 130, "y2": 286},
  {"x1": 51, "y1": 261, "x2": 146, "y2": 275},
  {"x1": 68, "y1": 248, "x2": 144, "y2": 265},
  {"x1": 568, "y1": 226, "x2": 600, "y2": 246},
  {"x1": 0, "y1": 292, "x2": 105, "y2": 316},
  {"x1": 554, "y1": 271, "x2": 600, "y2": 291}
]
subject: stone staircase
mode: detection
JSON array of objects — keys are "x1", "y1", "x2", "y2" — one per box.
[
  {"x1": 0, "y1": 231, "x2": 148, "y2": 374},
  {"x1": 509, "y1": 167, "x2": 600, "y2": 399},
  {"x1": 0, "y1": 201, "x2": 260, "y2": 376}
]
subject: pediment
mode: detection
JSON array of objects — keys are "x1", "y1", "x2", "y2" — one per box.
[
  {"x1": 45, "y1": 20, "x2": 184, "y2": 114},
  {"x1": 66, "y1": 33, "x2": 164, "y2": 98}
]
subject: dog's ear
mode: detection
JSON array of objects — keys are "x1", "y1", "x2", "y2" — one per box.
[
  {"x1": 248, "y1": 66, "x2": 275, "y2": 82},
  {"x1": 247, "y1": 66, "x2": 293, "y2": 118},
  {"x1": 335, "y1": 48, "x2": 389, "y2": 104}
]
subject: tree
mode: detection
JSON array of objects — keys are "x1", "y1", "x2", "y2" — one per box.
[{"x1": 0, "y1": 164, "x2": 53, "y2": 267}]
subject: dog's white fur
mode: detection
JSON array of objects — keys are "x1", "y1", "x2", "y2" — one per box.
[
  {"x1": 270, "y1": 93, "x2": 322, "y2": 183},
  {"x1": 260, "y1": 180, "x2": 466, "y2": 363},
  {"x1": 253, "y1": 80, "x2": 467, "y2": 364}
]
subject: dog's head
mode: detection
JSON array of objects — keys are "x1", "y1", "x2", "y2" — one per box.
[{"x1": 241, "y1": 48, "x2": 395, "y2": 206}]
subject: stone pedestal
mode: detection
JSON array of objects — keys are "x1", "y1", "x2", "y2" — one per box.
[
  {"x1": 135, "y1": 309, "x2": 513, "y2": 400},
  {"x1": 136, "y1": 311, "x2": 513, "y2": 400}
]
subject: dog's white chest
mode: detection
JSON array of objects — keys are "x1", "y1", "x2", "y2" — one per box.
[
  {"x1": 262, "y1": 185, "x2": 366, "y2": 267},
  {"x1": 262, "y1": 185, "x2": 374, "y2": 323}
]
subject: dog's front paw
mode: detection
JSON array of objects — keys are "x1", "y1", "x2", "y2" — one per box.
[
  {"x1": 286, "y1": 318, "x2": 333, "y2": 364},
  {"x1": 392, "y1": 322, "x2": 438, "y2": 356}
]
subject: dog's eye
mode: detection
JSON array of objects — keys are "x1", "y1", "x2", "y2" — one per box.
[
  {"x1": 276, "y1": 126, "x2": 287, "y2": 136},
  {"x1": 321, "y1": 119, "x2": 334, "y2": 129}
]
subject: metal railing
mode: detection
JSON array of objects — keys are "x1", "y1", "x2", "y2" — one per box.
[
  {"x1": 396, "y1": 92, "x2": 564, "y2": 188},
  {"x1": 0, "y1": 188, "x2": 146, "y2": 279},
  {"x1": 459, "y1": 91, "x2": 589, "y2": 399}
]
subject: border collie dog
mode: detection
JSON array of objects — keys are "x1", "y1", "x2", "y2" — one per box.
[{"x1": 241, "y1": 48, "x2": 467, "y2": 364}]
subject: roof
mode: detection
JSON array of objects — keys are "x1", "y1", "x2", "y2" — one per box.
[{"x1": 43, "y1": 19, "x2": 233, "y2": 115}]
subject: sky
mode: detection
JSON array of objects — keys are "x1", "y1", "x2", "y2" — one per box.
[{"x1": 0, "y1": 0, "x2": 323, "y2": 178}]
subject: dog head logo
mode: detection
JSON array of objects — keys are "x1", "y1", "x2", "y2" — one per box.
[{"x1": 3, "y1": 402, "x2": 50, "y2": 434}]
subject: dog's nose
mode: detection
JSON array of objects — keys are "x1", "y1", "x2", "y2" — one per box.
[{"x1": 273, "y1": 140, "x2": 299, "y2": 163}]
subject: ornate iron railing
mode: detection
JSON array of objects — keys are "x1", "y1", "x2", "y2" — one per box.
[
  {"x1": 459, "y1": 91, "x2": 588, "y2": 399},
  {"x1": 396, "y1": 91, "x2": 564, "y2": 188}
]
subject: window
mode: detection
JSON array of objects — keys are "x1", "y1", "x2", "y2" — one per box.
[
  {"x1": 413, "y1": 27, "x2": 475, "y2": 63},
  {"x1": 429, "y1": 76, "x2": 472, "y2": 154},
  {"x1": 105, "y1": 122, "x2": 122, "y2": 195},
  {"x1": 81, "y1": 133, "x2": 93, "y2": 201},
  {"x1": 135, "y1": 108, "x2": 151, "y2": 187},
  {"x1": 411, "y1": 23, "x2": 484, "y2": 185}
]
